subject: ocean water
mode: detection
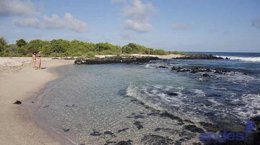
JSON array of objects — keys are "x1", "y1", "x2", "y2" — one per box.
[{"x1": 27, "y1": 52, "x2": 260, "y2": 145}]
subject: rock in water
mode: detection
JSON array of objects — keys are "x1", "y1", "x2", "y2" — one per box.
[
  {"x1": 141, "y1": 134, "x2": 174, "y2": 145},
  {"x1": 117, "y1": 128, "x2": 129, "y2": 133},
  {"x1": 202, "y1": 73, "x2": 210, "y2": 77},
  {"x1": 183, "y1": 125, "x2": 204, "y2": 133},
  {"x1": 133, "y1": 121, "x2": 144, "y2": 129},
  {"x1": 62, "y1": 128, "x2": 70, "y2": 132},
  {"x1": 90, "y1": 130, "x2": 102, "y2": 136},
  {"x1": 115, "y1": 140, "x2": 132, "y2": 145},
  {"x1": 13, "y1": 100, "x2": 22, "y2": 105}
]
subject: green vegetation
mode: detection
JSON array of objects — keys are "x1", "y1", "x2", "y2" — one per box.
[{"x1": 0, "y1": 37, "x2": 183, "y2": 57}]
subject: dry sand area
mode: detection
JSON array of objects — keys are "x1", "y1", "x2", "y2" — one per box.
[{"x1": 0, "y1": 57, "x2": 73, "y2": 145}]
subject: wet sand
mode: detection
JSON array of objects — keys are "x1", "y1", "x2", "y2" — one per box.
[{"x1": 0, "y1": 58, "x2": 73, "y2": 145}]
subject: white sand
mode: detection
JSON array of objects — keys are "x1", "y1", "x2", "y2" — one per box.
[{"x1": 0, "y1": 57, "x2": 74, "y2": 145}]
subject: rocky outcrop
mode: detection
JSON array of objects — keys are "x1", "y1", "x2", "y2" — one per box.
[
  {"x1": 171, "y1": 66, "x2": 237, "y2": 75},
  {"x1": 74, "y1": 56, "x2": 160, "y2": 65},
  {"x1": 174, "y1": 54, "x2": 225, "y2": 60}
]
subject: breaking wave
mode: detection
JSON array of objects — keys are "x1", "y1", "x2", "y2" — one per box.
[{"x1": 220, "y1": 56, "x2": 260, "y2": 62}]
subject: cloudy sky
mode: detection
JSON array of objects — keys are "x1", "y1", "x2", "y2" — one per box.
[{"x1": 0, "y1": 0, "x2": 260, "y2": 52}]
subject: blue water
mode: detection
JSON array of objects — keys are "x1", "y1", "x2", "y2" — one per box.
[{"x1": 27, "y1": 52, "x2": 260, "y2": 145}]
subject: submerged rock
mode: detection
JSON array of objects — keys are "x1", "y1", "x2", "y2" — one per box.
[
  {"x1": 202, "y1": 73, "x2": 210, "y2": 77},
  {"x1": 160, "y1": 112, "x2": 183, "y2": 124},
  {"x1": 62, "y1": 128, "x2": 70, "y2": 132},
  {"x1": 133, "y1": 121, "x2": 144, "y2": 130},
  {"x1": 117, "y1": 128, "x2": 129, "y2": 133},
  {"x1": 199, "y1": 122, "x2": 219, "y2": 132},
  {"x1": 141, "y1": 134, "x2": 174, "y2": 145},
  {"x1": 115, "y1": 140, "x2": 132, "y2": 145},
  {"x1": 104, "y1": 131, "x2": 115, "y2": 137},
  {"x1": 90, "y1": 130, "x2": 102, "y2": 136},
  {"x1": 183, "y1": 125, "x2": 204, "y2": 133},
  {"x1": 165, "y1": 91, "x2": 178, "y2": 96},
  {"x1": 13, "y1": 100, "x2": 22, "y2": 105}
]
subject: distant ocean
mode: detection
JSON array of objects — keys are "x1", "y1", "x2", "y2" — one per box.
[{"x1": 27, "y1": 52, "x2": 260, "y2": 145}]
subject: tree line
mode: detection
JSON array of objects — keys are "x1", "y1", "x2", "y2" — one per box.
[{"x1": 0, "y1": 37, "x2": 184, "y2": 57}]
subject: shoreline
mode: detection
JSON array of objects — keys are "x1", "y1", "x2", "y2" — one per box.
[{"x1": 0, "y1": 58, "x2": 74, "y2": 145}]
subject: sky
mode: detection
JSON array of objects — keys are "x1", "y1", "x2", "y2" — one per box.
[{"x1": 0, "y1": 0, "x2": 260, "y2": 52}]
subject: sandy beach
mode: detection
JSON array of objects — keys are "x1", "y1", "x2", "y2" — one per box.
[{"x1": 0, "y1": 57, "x2": 74, "y2": 145}]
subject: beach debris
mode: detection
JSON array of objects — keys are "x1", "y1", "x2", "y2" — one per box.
[
  {"x1": 115, "y1": 140, "x2": 132, "y2": 145},
  {"x1": 90, "y1": 130, "x2": 102, "y2": 136},
  {"x1": 62, "y1": 128, "x2": 70, "y2": 132},
  {"x1": 13, "y1": 100, "x2": 22, "y2": 105},
  {"x1": 133, "y1": 121, "x2": 144, "y2": 130},
  {"x1": 117, "y1": 128, "x2": 129, "y2": 133},
  {"x1": 43, "y1": 105, "x2": 49, "y2": 108},
  {"x1": 141, "y1": 134, "x2": 174, "y2": 145},
  {"x1": 183, "y1": 125, "x2": 204, "y2": 133}
]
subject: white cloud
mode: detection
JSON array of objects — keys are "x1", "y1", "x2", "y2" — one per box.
[
  {"x1": 0, "y1": 0, "x2": 36, "y2": 16},
  {"x1": 252, "y1": 18, "x2": 260, "y2": 29},
  {"x1": 172, "y1": 23, "x2": 191, "y2": 30},
  {"x1": 114, "y1": 0, "x2": 154, "y2": 33},
  {"x1": 15, "y1": 13, "x2": 87, "y2": 33}
]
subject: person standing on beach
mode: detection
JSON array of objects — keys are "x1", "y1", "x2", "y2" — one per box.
[
  {"x1": 32, "y1": 52, "x2": 36, "y2": 68},
  {"x1": 36, "y1": 52, "x2": 42, "y2": 70}
]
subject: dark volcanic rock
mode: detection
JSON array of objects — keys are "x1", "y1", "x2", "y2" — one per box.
[
  {"x1": 133, "y1": 114, "x2": 145, "y2": 119},
  {"x1": 104, "y1": 141, "x2": 117, "y2": 145},
  {"x1": 199, "y1": 122, "x2": 219, "y2": 132},
  {"x1": 160, "y1": 112, "x2": 183, "y2": 124},
  {"x1": 183, "y1": 125, "x2": 204, "y2": 133},
  {"x1": 90, "y1": 130, "x2": 102, "y2": 136},
  {"x1": 74, "y1": 56, "x2": 160, "y2": 65},
  {"x1": 158, "y1": 65, "x2": 169, "y2": 69},
  {"x1": 115, "y1": 140, "x2": 132, "y2": 145},
  {"x1": 165, "y1": 91, "x2": 178, "y2": 96},
  {"x1": 174, "y1": 54, "x2": 224, "y2": 60},
  {"x1": 141, "y1": 134, "x2": 174, "y2": 145},
  {"x1": 62, "y1": 128, "x2": 70, "y2": 132},
  {"x1": 117, "y1": 128, "x2": 129, "y2": 133},
  {"x1": 133, "y1": 121, "x2": 144, "y2": 129},
  {"x1": 13, "y1": 100, "x2": 22, "y2": 105},
  {"x1": 104, "y1": 131, "x2": 115, "y2": 137},
  {"x1": 202, "y1": 73, "x2": 210, "y2": 77}
]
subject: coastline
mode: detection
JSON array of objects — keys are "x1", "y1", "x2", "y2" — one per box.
[{"x1": 0, "y1": 57, "x2": 74, "y2": 145}]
